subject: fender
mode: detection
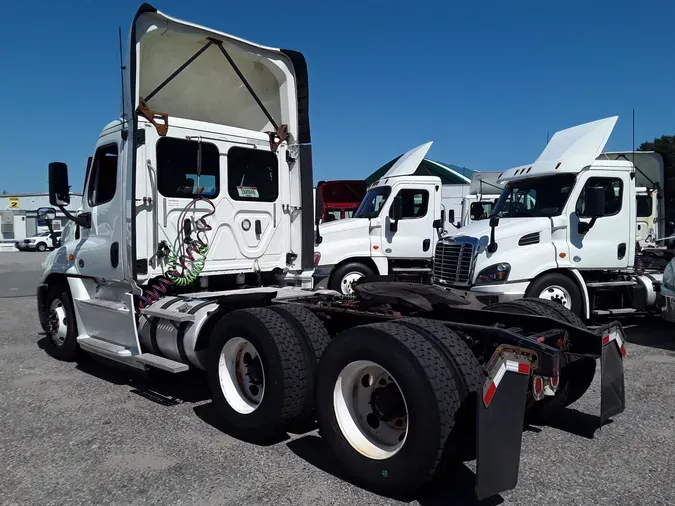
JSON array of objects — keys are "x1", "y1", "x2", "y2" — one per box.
[{"x1": 568, "y1": 268, "x2": 590, "y2": 320}]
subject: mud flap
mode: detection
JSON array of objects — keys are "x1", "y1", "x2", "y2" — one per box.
[
  {"x1": 600, "y1": 326, "x2": 626, "y2": 426},
  {"x1": 475, "y1": 351, "x2": 531, "y2": 501}
]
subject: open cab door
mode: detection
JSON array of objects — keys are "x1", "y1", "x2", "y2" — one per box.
[{"x1": 128, "y1": 3, "x2": 313, "y2": 287}]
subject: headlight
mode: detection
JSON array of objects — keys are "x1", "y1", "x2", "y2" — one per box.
[{"x1": 476, "y1": 263, "x2": 510, "y2": 284}]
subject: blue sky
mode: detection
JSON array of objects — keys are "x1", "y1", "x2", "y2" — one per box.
[{"x1": 1, "y1": 0, "x2": 673, "y2": 193}]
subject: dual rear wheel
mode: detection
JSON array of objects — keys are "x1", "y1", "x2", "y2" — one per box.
[{"x1": 207, "y1": 307, "x2": 483, "y2": 493}]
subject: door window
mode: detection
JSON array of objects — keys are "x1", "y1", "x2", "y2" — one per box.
[
  {"x1": 227, "y1": 147, "x2": 278, "y2": 202},
  {"x1": 88, "y1": 144, "x2": 119, "y2": 206},
  {"x1": 636, "y1": 195, "x2": 652, "y2": 217},
  {"x1": 575, "y1": 177, "x2": 623, "y2": 217},
  {"x1": 389, "y1": 189, "x2": 429, "y2": 219},
  {"x1": 157, "y1": 138, "x2": 220, "y2": 198}
]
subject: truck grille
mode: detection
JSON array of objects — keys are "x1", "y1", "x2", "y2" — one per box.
[{"x1": 433, "y1": 240, "x2": 475, "y2": 285}]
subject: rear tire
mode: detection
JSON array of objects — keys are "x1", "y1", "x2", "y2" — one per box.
[
  {"x1": 392, "y1": 318, "x2": 482, "y2": 461},
  {"x1": 485, "y1": 299, "x2": 596, "y2": 421},
  {"x1": 269, "y1": 303, "x2": 331, "y2": 428},
  {"x1": 314, "y1": 322, "x2": 461, "y2": 494},
  {"x1": 207, "y1": 307, "x2": 311, "y2": 442}
]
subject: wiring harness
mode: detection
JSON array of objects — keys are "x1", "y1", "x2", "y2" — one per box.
[{"x1": 137, "y1": 195, "x2": 216, "y2": 310}]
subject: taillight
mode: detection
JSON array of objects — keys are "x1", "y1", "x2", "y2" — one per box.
[
  {"x1": 532, "y1": 375, "x2": 545, "y2": 401},
  {"x1": 313, "y1": 252, "x2": 321, "y2": 266}
]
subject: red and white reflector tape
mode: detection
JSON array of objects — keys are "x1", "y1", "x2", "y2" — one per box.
[
  {"x1": 602, "y1": 328, "x2": 627, "y2": 357},
  {"x1": 483, "y1": 356, "x2": 531, "y2": 408}
]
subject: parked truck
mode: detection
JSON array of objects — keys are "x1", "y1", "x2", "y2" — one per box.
[
  {"x1": 313, "y1": 142, "x2": 469, "y2": 293},
  {"x1": 433, "y1": 116, "x2": 671, "y2": 322},
  {"x1": 37, "y1": 5, "x2": 626, "y2": 501}
]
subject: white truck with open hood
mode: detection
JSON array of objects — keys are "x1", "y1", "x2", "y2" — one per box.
[
  {"x1": 313, "y1": 141, "x2": 464, "y2": 293},
  {"x1": 433, "y1": 116, "x2": 669, "y2": 321},
  {"x1": 34, "y1": 6, "x2": 627, "y2": 501}
]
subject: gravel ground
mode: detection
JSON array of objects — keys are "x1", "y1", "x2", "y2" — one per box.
[{"x1": 0, "y1": 294, "x2": 674, "y2": 506}]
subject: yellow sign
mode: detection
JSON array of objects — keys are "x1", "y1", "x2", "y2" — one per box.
[{"x1": 8, "y1": 197, "x2": 19, "y2": 209}]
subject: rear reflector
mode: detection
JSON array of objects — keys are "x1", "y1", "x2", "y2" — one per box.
[
  {"x1": 483, "y1": 356, "x2": 531, "y2": 407},
  {"x1": 602, "y1": 328, "x2": 627, "y2": 357}
]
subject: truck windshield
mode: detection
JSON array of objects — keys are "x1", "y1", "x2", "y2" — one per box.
[
  {"x1": 492, "y1": 174, "x2": 576, "y2": 218},
  {"x1": 354, "y1": 186, "x2": 391, "y2": 219}
]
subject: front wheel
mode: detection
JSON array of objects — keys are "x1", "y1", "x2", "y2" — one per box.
[
  {"x1": 525, "y1": 272, "x2": 583, "y2": 316},
  {"x1": 36, "y1": 242, "x2": 47, "y2": 252},
  {"x1": 43, "y1": 284, "x2": 80, "y2": 361},
  {"x1": 329, "y1": 262, "x2": 375, "y2": 295}
]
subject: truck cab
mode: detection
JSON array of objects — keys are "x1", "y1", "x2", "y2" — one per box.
[
  {"x1": 433, "y1": 116, "x2": 666, "y2": 321},
  {"x1": 314, "y1": 142, "x2": 447, "y2": 293},
  {"x1": 38, "y1": 3, "x2": 314, "y2": 363}
]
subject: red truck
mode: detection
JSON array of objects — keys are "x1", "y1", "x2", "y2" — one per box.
[{"x1": 315, "y1": 180, "x2": 367, "y2": 222}]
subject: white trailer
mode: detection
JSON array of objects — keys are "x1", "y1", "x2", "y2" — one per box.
[
  {"x1": 433, "y1": 116, "x2": 670, "y2": 322},
  {"x1": 36, "y1": 6, "x2": 626, "y2": 501}
]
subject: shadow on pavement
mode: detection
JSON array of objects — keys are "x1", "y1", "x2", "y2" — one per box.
[
  {"x1": 287, "y1": 434, "x2": 503, "y2": 506},
  {"x1": 623, "y1": 320, "x2": 675, "y2": 352},
  {"x1": 528, "y1": 408, "x2": 613, "y2": 440},
  {"x1": 37, "y1": 335, "x2": 211, "y2": 404}
]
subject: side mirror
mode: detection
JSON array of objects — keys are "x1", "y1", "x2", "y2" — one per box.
[
  {"x1": 37, "y1": 207, "x2": 56, "y2": 221},
  {"x1": 447, "y1": 209, "x2": 455, "y2": 223},
  {"x1": 391, "y1": 195, "x2": 403, "y2": 221},
  {"x1": 48, "y1": 162, "x2": 70, "y2": 206},
  {"x1": 489, "y1": 215, "x2": 500, "y2": 228},
  {"x1": 585, "y1": 186, "x2": 606, "y2": 218},
  {"x1": 389, "y1": 195, "x2": 403, "y2": 232}
]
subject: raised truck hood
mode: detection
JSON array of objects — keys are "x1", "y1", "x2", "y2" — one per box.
[
  {"x1": 498, "y1": 116, "x2": 618, "y2": 183},
  {"x1": 128, "y1": 3, "x2": 305, "y2": 141},
  {"x1": 376, "y1": 142, "x2": 434, "y2": 181}
]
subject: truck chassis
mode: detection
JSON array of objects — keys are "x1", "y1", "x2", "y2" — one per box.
[{"x1": 38, "y1": 278, "x2": 625, "y2": 500}]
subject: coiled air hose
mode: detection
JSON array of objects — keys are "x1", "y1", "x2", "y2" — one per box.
[{"x1": 137, "y1": 195, "x2": 215, "y2": 310}]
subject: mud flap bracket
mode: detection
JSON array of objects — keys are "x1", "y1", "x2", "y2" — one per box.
[{"x1": 475, "y1": 348, "x2": 531, "y2": 501}]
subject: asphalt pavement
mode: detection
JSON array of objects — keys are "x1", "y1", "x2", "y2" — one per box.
[
  {"x1": 0, "y1": 251, "x2": 47, "y2": 297},
  {"x1": 0, "y1": 260, "x2": 674, "y2": 505}
]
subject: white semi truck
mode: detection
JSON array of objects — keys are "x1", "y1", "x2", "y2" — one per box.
[
  {"x1": 37, "y1": 5, "x2": 626, "y2": 501},
  {"x1": 433, "y1": 116, "x2": 670, "y2": 322},
  {"x1": 313, "y1": 142, "x2": 478, "y2": 294}
]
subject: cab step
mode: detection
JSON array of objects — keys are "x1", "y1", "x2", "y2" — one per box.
[
  {"x1": 77, "y1": 335, "x2": 132, "y2": 357},
  {"x1": 586, "y1": 281, "x2": 637, "y2": 287},
  {"x1": 592, "y1": 308, "x2": 638, "y2": 316},
  {"x1": 139, "y1": 307, "x2": 195, "y2": 322},
  {"x1": 135, "y1": 353, "x2": 189, "y2": 373},
  {"x1": 79, "y1": 298, "x2": 130, "y2": 312}
]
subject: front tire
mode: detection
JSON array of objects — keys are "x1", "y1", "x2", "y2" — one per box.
[
  {"x1": 525, "y1": 272, "x2": 583, "y2": 316},
  {"x1": 36, "y1": 242, "x2": 47, "y2": 252},
  {"x1": 329, "y1": 262, "x2": 375, "y2": 295},
  {"x1": 315, "y1": 322, "x2": 460, "y2": 494},
  {"x1": 43, "y1": 284, "x2": 80, "y2": 361},
  {"x1": 207, "y1": 307, "x2": 311, "y2": 442}
]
